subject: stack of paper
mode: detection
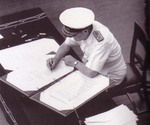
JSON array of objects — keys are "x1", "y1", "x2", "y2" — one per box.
[{"x1": 84, "y1": 104, "x2": 138, "y2": 125}]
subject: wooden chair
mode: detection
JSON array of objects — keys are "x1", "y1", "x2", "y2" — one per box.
[
  {"x1": 143, "y1": 41, "x2": 150, "y2": 111},
  {"x1": 108, "y1": 22, "x2": 150, "y2": 114}
]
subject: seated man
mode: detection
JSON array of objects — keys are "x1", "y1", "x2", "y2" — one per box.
[{"x1": 47, "y1": 7, "x2": 127, "y2": 85}]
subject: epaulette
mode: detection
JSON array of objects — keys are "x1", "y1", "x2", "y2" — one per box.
[{"x1": 93, "y1": 30, "x2": 104, "y2": 42}]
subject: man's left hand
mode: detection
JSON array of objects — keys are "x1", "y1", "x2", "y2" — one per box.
[{"x1": 63, "y1": 55, "x2": 77, "y2": 67}]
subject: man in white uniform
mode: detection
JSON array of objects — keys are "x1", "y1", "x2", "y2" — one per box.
[{"x1": 47, "y1": 7, "x2": 127, "y2": 85}]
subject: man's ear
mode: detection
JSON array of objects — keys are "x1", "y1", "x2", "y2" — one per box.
[{"x1": 83, "y1": 29, "x2": 88, "y2": 34}]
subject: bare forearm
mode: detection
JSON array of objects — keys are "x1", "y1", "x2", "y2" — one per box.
[
  {"x1": 63, "y1": 54, "x2": 99, "y2": 78},
  {"x1": 54, "y1": 42, "x2": 71, "y2": 62},
  {"x1": 75, "y1": 61, "x2": 99, "y2": 78}
]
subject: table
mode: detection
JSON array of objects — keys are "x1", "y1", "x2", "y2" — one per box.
[{"x1": 0, "y1": 8, "x2": 116, "y2": 125}]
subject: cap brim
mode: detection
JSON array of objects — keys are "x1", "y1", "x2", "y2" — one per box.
[{"x1": 62, "y1": 26, "x2": 78, "y2": 37}]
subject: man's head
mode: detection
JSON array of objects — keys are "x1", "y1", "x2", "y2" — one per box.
[{"x1": 59, "y1": 7, "x2": 95, "y2": 40}]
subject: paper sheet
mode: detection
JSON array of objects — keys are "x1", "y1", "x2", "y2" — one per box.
[
  {"x1": 0, "y1": 38, "x2": 59, "y2": 70},
  {"x1": 0, "y1": 34, "x2": 3, "y2": 39},
  {"x1": 6, "y1": 57, "x2": 73, "y2": 91},
  {"x1": 40, "y1": 71, "x2": 109, "y2": 111},
  {"x1": 85, "y1": 104, "x2": 138, "y2": 125}
]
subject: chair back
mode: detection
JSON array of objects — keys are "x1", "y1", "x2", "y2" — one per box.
[
  {"x1": 130, "y1": 22, "x2": 150, "y2": 80},
  {"x1": 108, "y1": 22, "x2": 150, "y2": 113}
]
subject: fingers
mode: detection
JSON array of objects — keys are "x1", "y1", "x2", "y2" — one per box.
[
  {"x1": 49, "y1": 58, "x2": 53, "y2": 70},
  {"x1": 46, "y1": 58, "x2": 55, "y2": 70},
  {"x1": 46, "y1": 58, "x2": 51, "y2": 69}
]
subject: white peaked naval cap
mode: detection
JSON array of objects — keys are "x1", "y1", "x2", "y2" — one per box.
[{"x1": 59, "y1": 7, "x2": 95, "y2": 29}]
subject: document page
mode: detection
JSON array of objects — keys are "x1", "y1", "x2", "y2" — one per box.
[
  {"x1": 6, "y1": 56, "x2": 74, "y2": 91},
  {"x1": 0, "y1": 38, "x2": 59, "y2": 70},
  {"x1": 40, "y1": 71, "x2": 109, "y2": 111}
]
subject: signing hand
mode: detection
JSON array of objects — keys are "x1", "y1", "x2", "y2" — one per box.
[
  {"x1": 63, "y1": 55, "x2": 77, "y2": 67},
  {"x1": 46, "y1": 58, "x2": 57, "y2": 70}
]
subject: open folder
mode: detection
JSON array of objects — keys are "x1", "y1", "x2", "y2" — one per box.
[{"x1": 0, "y1": 38, "x2": 110, "y2": 116}]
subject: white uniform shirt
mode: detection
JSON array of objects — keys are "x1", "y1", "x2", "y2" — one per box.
[{"x1": 64, "y1": 21, "x2": 127, "y2": 85}]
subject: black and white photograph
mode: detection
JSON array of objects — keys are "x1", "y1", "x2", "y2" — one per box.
[{"x1": 0, "y1": 0, "x2": 150, "y2": 125}]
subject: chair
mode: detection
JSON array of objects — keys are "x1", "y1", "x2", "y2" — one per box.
[
  {"x1": 143, "y1": 41, "x2": 150, "y2": 111},
  {"x1": 108, "y1": 22, "x2": 150, "y2": 114}
]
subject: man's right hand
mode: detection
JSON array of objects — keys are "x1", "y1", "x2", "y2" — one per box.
[{"x1": 46, "y1": 58, "x2": 57, "y2": 70}]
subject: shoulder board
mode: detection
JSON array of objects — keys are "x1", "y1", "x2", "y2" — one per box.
[{"x1": 93, "y1": 30, "x2": 104, "y2": 42}]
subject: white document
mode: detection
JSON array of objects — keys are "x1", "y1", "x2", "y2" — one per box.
[
  {"x1": 84, "y1": 104, "x2": 138, "y2": 125},
  {"x1": 0, "y1": 34, "x2": 3, "y2": 39},
  {"x1": 6, "y1": 55, "x2": 74, "y2": 91},
  {"x1": 40, "y1": 71, "x2": 109, "y2": 111},
  {"x1": 0, "y1": 38, "x2": 59, "y2": 70},
  {"x1": 84, "y1": 122, "x2": 137, "y2": 125}
]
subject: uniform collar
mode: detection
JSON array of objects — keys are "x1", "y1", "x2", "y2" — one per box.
[{"x1": 84, "y1": 28, "x2": 94, "y2": 45}]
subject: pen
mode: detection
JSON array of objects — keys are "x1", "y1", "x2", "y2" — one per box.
[
  {"x1": 21, "y1": 34, "x2": 27, "y2": 38},
  {"x1": 49, "y1": 58, "x2": 53, "y2": 71},
  {"x1": 25, "y1": 38, "x2": 34, "y2": 42},
  {"x1": 50, "y1": 67, "x2": 52, "y2": 73}
]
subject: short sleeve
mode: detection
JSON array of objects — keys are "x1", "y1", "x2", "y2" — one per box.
[{"x1": 86, "y1": 41, "x2": 111, "y2": 72}]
